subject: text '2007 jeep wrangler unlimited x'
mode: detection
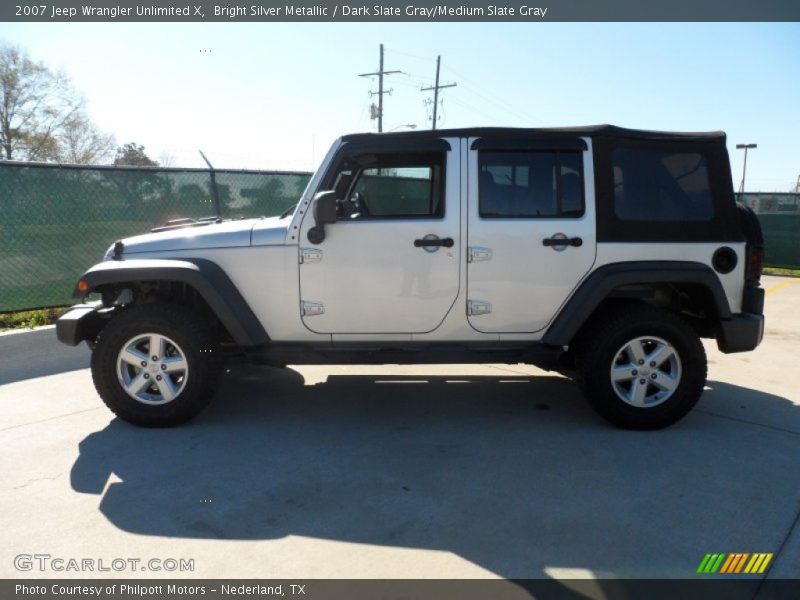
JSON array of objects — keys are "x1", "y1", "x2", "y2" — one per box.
[{"x1": 56, "y1": 126, "x2": 765, "y2": 429}]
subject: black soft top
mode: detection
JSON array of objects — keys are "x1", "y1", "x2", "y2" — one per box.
[
  {"x1": 338, "y1": 124, "x2": 740, "y2": 244},
  {"x1": 341, "y1": 124, "x2": 726, "y2": 144}
]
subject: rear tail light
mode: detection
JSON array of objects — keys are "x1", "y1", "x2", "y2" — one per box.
[
  {"x1": 736, "y1": 201, "x2": 764, "y2": 284},
  {"x1": 745, "y1": 245, "x2": 764, "y2": 283}
]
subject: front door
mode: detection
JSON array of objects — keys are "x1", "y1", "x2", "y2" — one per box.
[
  {"x1": 298, "y1": 141, "x2": 460, "y2": 334},
  {"x1": 466, "y1": 136, "x2": 597, "y2": 333}
]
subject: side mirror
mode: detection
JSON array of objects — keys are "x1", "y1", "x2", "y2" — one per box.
[{"x1": 307, "y1": 191, "x2": 337, "y2": 245}]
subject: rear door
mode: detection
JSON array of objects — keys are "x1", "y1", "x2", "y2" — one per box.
[{"x1": 466, "y1": 136, "x2": 597, "y2": 333}]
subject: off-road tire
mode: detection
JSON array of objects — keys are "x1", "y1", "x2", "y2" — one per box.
[
  {"x1": 574, "y1": 305, "x2": 707, "y2": 430},
  {"x1": 91, "y1": 303, "x2": 223, "y2": 427}
]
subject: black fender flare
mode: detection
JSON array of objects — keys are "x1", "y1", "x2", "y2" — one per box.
[
  {"x1": 542, "y1": 261, "x2": 732, "y2": 347},
  {"x1": 73, "y1": 258, "x2": 268, "y2": 347}
]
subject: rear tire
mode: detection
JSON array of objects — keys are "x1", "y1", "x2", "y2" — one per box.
[
  {"x1": 574, "y1": 305, "x2": 707, "y2": 430},
  {"x1": 91, "y1": 304, "x2": 223, "y2": 427}
]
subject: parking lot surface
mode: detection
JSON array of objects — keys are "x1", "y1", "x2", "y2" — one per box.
[{"x1": 1, "y1": 275, "x2": 799, "y2": 584}]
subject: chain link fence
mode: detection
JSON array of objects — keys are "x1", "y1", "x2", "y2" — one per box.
[
  {"x1": 0, "y1": 161, "x2": 311, "y2": 312},
  {"x1": 2, "y1": 163, "x2": 797, "y2": 313},
  {"x1": 738, "y1": 193, "x2": 800, "y2": 269}
]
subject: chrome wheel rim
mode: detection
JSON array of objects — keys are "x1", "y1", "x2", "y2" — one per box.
[
  {"x1": 610, "y1": 336, "x2": 682, "y2": 408},
  {"x1": 116, "y1": 333, "x2": 189, "y2": 405}
]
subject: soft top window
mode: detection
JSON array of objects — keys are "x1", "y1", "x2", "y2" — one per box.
[{"x1": 613, "y1": 148, "x2": 714, "y2": 221}]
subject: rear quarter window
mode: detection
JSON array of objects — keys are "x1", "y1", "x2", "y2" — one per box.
[{"x1": 613, "y1": 148, "x2": 714, "y2": 221}]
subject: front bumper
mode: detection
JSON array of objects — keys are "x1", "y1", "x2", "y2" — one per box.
[{"x1": 55, "y1": 301, "x2": 104, "y2": 346}]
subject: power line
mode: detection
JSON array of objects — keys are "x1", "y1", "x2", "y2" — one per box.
[
  {"x1": 447, "y1": 97, "x2": 501, "y2": 124},
  {"x1": 385, "y1": 47, "x2": 437, "y2": 63},
  {"x1": 358, "y1": 43, "x2": 401, "y2": 133},
  {"x1": 442, "y1": 64, "x2": 537, "y2": 124},
  {"x1": 385, "y1": 47, "x2": 525, "y2": 127},
  {"x1": 420, "y1": 55, "x2": 456, "y2": 131}
]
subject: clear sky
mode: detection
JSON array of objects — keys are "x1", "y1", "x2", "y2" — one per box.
[{"x1": 2, "y1": 22, "x2": 798, "y2": 190}]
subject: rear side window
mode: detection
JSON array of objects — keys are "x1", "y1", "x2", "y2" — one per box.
[
  {"x1": 613, "y1": 148, "x2": 713, "y2": 221},
  {"x1": 479, "y1": 150, "x2": 584, "y2": 218}
]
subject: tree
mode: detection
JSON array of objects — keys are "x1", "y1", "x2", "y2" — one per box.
[
  {"x1": 114, "y1": 143, "x2": 159, "y2": 167},
  {"x1": 59, "y1": 114, "x2": 116, "y2": 164},
  {"x1": 0, "y1": 42, "x2": 115, "y2": 163},
  {"x1": 158, "y1": 152, "x2": 176, "y2": 168}
]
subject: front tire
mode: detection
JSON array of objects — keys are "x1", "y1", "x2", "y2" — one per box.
[
  {"x1": 574, "y1": 305, "x2": 707, "y2": 430},
  {"x1": 91, "y1": 304, "x2": 223, "y2": 427}
]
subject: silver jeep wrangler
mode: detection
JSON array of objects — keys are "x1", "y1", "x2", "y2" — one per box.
[{"x1": 57, "y1": 126, "x2": 765, "y2": 429}]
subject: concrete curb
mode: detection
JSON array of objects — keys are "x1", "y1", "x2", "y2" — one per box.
[
  {"x1": 0, "y1": 324, "x2": 55, "y2": 337},
  {"x1": 0, "y1": 325, "x2": 90, "y2": 386}
]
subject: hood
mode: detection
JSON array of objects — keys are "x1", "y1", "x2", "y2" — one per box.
[{"x1": 110, "y1": 216, "x2": 289, "y2": 257}]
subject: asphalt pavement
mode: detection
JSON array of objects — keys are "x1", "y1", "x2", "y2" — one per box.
[{"x1": 1, "y1": 275, "x2": 798, "y2": 587}]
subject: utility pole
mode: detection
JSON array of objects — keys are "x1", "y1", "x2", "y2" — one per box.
[
  {"x1": 359, "y1": 44, "x2": 401, "y2": 133},
  {"x1": 736, "y1": 143, "x2": 757, "y2": 193},
  {"x1": 421, "y1": 55, "x2": 456, "y2": 130}
]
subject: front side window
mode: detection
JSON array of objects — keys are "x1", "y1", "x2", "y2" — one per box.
[
  {"x1": 331, "y1": 152, "x2": 444, "y2": 219},
  {"x1": 612, "y1": 148, "x2": 714, "y2": 221},
  {"x1": 478, "y1": 150, "x2": 584, "y2": 218}
]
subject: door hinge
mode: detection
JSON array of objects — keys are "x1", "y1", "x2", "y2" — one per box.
[
  {"x1": 468, "y1": 246, "x2": 492, "y2": 263},
  {"x1": 301, "y1": 301, "x2": 325, "y2": 316},
  {"x1": 467, "y1": 300, "x2": 492, "y2": 316},
  {"x1": 299, "y1": 247, "x2": 323, "y2": 264}
]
